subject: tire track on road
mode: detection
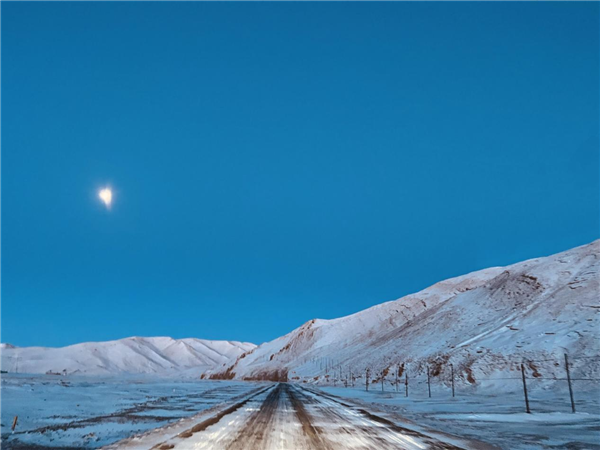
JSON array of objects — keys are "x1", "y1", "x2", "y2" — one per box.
[
  {"x1": 152, "y1": 384, "x2": 274, "y2": 449},
  {"x1": 293, "y1": 384, "x2": 464, "y2": 449},
  {"x1": 224, "y1": 384, "x2": 283, "y2": 450},
  {"x1": 286, "y1": 384, "x2": 335, "y2": 450}
]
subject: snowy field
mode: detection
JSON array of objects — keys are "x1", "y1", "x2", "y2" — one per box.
[
  {"x1": 2, "y1": 374, "x2": 599, "y2": 449},
  {"x1": 0, "y1": 374, "x2": 262, "y2": 449},
  {"x1": 321, "y1": 383, "x2": 600, "y2": 449}
]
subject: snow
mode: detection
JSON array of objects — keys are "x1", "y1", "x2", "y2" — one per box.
[
  {"x1": 122, "y1": 383, "x2": 481, "y2": 450},
  {"x1": 2, "y1": 240, "x2": 598, "y2": 448},
  {"x1": 318, "y1": 385, "x2": 600, "y2": 449},
  {"x1": 166, "y1": 386, "x2": 297, "y2": 450},
  {"x1": 0, "y1": 336, "x2": 256, "y2": 376},
  {"x1": 207, "y1": 240, "x2": 600, "y2": 396},
  {"x1": 0, "y1": 373, "x2": 261, "y2": 448}
]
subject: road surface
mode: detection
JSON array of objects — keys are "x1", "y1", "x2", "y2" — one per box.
[{"x1": 150, "y1": 383, "x2": 475, "y2": 450}]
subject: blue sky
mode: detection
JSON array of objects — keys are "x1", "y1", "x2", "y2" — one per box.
[{"x1": 2, "y1": 2, "x2": 598, "y2": 347}]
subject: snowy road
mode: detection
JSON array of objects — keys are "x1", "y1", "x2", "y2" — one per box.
[{"x1": 149, "y1": 383, "x2": 473, "y2": 450}]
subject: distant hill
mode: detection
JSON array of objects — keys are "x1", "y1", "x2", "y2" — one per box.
[
  {"x1": 205, "y1": 240, "x2": 600, "y2": 389},
  {"x1": 0, "y1": 337, "x2": 255, "y2": 376},
  {"x1": 4, "y1": 241, "x2": 598, "y2": 386}
]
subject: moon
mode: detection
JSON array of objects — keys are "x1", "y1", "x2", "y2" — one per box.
[{"x1": 99, "y1": 188, "x2": 112, "y2": 208}]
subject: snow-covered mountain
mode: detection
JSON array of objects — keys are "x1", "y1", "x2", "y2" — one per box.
[
  {"x1": 0, "y1": 337, "x2": 256, "y2": 376},
  {"x1": 206, "y1": 240, "x2": 600, "y2": 388},
  {"x1": 4, "y1": 241, "x2": 598, "y2": 384}
]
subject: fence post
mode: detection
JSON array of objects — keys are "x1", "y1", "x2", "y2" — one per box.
[
  {"x1": 427, "y1": 365, "x2": 431, "y2": 398},
  {"x1": 451, "y1": 364, "x2": 455, "y2": 398},
  {"x1": 366, "y1": 368, "x2": 370, "y2": 391},
  {"x1": 521, "y1": 363, "x2": 531, "y2": 413},
  {"x1": 405, "y1": 372, "x2": 409, "y2": 397},
  {"x1": 564, "y1": 354, "x2": 576, "y2": 413}
]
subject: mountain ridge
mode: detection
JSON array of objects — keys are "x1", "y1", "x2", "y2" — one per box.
[
  {"x1": 205, "y1": 240, "x2": 600, "y2": 388},
  {"x1": 0, "y1": 336, "x2": 256, "y2": 376},
  {"x1": 3, "y1": 240, "x2": 598, "y2": 386}
]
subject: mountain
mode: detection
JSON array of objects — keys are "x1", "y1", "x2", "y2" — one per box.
[
  {"x1": 205, "y1": 240, "x2": 600, "y2": 388},
  {"x1": 0, "y1": 337, "x2": 256, "y2": 376},
  {"x1": 4, "y1": 241, "x2": 598, "y2": 384}
]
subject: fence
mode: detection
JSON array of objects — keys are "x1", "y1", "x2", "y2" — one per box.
[{"x1": 303, "y1": 353, "x2": 600, "y2": 414}]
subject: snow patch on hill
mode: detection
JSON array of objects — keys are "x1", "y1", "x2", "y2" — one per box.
[
  {"x1": 206, "y1": 240, "x2": 600, "y2": 390},
  {"x1": 0, "y1": 337, "x2": 256, "y2": 376}
]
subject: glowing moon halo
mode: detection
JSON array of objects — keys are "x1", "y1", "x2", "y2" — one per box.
[{"x1": 99, "y1": 188, "x2": 112, "y2": 208}]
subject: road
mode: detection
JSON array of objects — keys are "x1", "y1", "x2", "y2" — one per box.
[{"x1": 150, "y1": 383, "x2": 472, "y2": 450}]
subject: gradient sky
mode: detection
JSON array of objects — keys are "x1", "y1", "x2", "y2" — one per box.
[{"x1": 2, "y1": 2, "x2": 598, "y2": 347}]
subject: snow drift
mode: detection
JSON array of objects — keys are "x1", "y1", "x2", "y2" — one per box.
[
  {"x1": 205, "y1": 240, "x2": 600, "y2": 388},
  {"x1": 0, "y1": 337, "x2": 255, "y2": 376}
]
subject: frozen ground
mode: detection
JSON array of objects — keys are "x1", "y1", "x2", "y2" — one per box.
[
  {"x1": 0, "y1": 374, "x2": 262, "y2": 449},
  {"x1": 109, "y1": 383, "x2": 489, "y2": 450},
  {"x1": 321, "y1": 384, "x2": 600, "y2": 449},
  {"x1": 3, "y1": 374, "x2": 598, "y2": 449}
]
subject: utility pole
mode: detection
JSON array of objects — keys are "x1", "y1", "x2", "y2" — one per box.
[
  {"x1": 427, "y1": 365, "x2": 431, "y2": 398},
  {"x1": 564, "y1": 354, "x2": 576, "y2": 413},
  {"x1": 405, "y1": 372, "x2": 408, "y2": 397},
  {"x1": 451, "y1": 364, "x2": 455, "y2": 398},
  {"x1": 366, "y1": 368, "x2": 370, "y2": 391},
  {"x1": 521, "y1": 363, "x2": 531, "y2": 413},
  {"x1": 395, "y1": 365, "x2": 399, "y2": 392}
]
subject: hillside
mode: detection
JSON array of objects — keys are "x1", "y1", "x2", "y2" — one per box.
[
  {"x1": 0, "y1": 337, "x2": 256, "y2": 376},
  {"x1": 206, "y1": 240, "x2": 600, "y2": 389}
]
